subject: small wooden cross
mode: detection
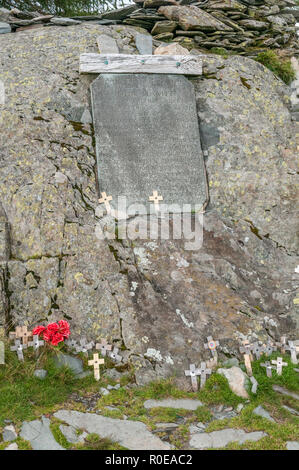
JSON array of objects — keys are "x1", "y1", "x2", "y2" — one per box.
[
  {"x1": 88, "y1": 353, "x2": 104, "y2": 381},
  {"x1": 109, "y1": 346, "x2": 122, "y2": 363},
  {"x1": 239, "y1": 341, "x2": 253, "y2": 376},
  {"x1": 184, "y1": 364, "x2": 201, "y2": 392},
  {"x1": 198, "y1": 362, "x2": 211, "y2": 389},
  {"x1": 251, "y1": 342, "x2": 265, "y2": 360},
  {"x1": 10, "y1": 339, "x2": 27, "y2": 361},
  {"x1": 75, "y1": 338, "x2": 95, "y2": 356},
  {"x1": 65, "y1": 339, "x2": 78, "y2": 350},
  {"x1": 276, "y1": 336, "x2": 287, "y2": 354},
  {"x1": 263, "y1": 341, "x2": 277, "y2": 357},
  {"x1": 98, "y1": 192, "x2": 113, "y2": 214},
  {"x1": 28, "y1": 335, "x2": 44, "y2": 355},
  {"x1": 149, "y1": 191, "x2": 163, "y2": 211},
  {"x1": 10, "y1": 326, "x2": 32, "y2": 346},
  {"x1": 285, "y1": 341, "x2": 298, "y2": 365},
  {"x1": 261, "y1": 361, "x2": 273, "y2": 377},
  {"x1": 204, "y1": 336, "x2": 219, "y2": 358},
  {"x1": 271, "y1": 357, "x2": 287, "y2": 376},
  {"x1": 96, "y1": 339, "x2": 112, "y2": 357}
]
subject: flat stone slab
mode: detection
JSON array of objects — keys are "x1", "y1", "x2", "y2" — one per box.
[
  {"x1": 54, "y1": 410, "x2": 171, "y2": 450},
  {"x1": 20, "y1": 416, "x2": 64, "y2": 450},
  {"x1": 97, "y1": 34, "x2": 119, "y2": 54},
  {"x1": 54, "y1": 353, "x2": 84, "y2": 377},
  {"x1": 0, "y1": 22, "x2": 11, "y2": 34},
  {"x1": 59, "y1": 425, "x2": 87, "y2": 444},
  {"x1": 286, "y1": 441, "x2": 299, "y2": 450},
  {"x1": 253, "y1": 405, "x2": 275, "y2": 422},
  {"x1": 190, "y1": 428, "x2": 267, "y2": 449},
  {"x1": 91, "y1": 74, "x2": 206, "y2": 215},
  {"x1": 135, "y1": 33, "x2": 153, "y2": 54},
  {"x1": 144, "y1": 398, "x2": 203, "y2": 410}
]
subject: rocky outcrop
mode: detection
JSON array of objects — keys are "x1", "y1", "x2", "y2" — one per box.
[
  {"x1": 0, "y1": 23, "x2": 298, "y2": 385},
  {"x1": 1, "y1": 1, "x2": 298, "y2": 55}
]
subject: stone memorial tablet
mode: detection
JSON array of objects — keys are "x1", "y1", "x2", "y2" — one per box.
[{"x1": 91, "y1": 74, "x2": 207, "y2": 216}]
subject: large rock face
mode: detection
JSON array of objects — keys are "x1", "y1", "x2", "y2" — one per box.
[{"x1": 0, "y1": 24, "x2": 298, "y2": 385}]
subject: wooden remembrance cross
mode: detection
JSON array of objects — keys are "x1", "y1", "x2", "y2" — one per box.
[
  {"x1": 79, "y1": 35, "x2": 206, "y2": 221},
  {"x1": 88, "y1": 353, "x2": 104, "y2": 381}
]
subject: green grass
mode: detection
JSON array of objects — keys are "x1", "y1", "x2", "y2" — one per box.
[
  {"x1": 0, "y1": 342, "x2": 98, "y2": 426},
  {"x1": 1, "y1": 335, "x2": 299, "y2": 450},
  {"x1": 255, "y1": 51, "x2": 296, "y2": 84},
  {"x1": 75, "y1": 433, "x2": 127, "y2": 450}
]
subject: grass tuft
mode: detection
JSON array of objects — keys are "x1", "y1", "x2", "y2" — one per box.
[{"x1": 255, "y1": 51, "x2": 296, "y2": 84}]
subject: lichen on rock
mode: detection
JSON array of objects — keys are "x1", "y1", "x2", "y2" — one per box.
[{"x1": 0, "y1": 22, "x2": 298, "y2": 385}]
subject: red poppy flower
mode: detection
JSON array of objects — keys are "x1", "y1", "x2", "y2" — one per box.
[
  {"x1": 32, "y1": 325, "x2": 46, "y2": 336},
  {"x1": 32, "y1": 320, "x2": 70, "y2": 346}
]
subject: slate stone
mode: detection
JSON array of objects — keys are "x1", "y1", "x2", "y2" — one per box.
[
  {"x1": 153, "y1": 32, "x2": 174, "y2": 41},
  {"x1": 190, "y1": 428, "x2": 267, "y2": 449},
  {"x1": 59, "y1": 425, "x2": 86, "y2": 444},
  {"x1": 151, "y1": 20, "x2": 177, "y2": 35},
  {"x1": 95, "y1": 20, "x2": 120, "y2": 25},
  {"x1": 54, "y1": 353, "x2": 84, "y2": 377},
  {"x1": 54, "y1": 410, "x2": 171, "y2": 450},
  {"x1": 101, "y1": 6, "x2": 138, "y2": 21},
  {"x1": 5, "y1": 443, "x2": 18, "y2": 450},
  {"x1": 97, "y1": 34, "x2": 119, "y2": 54},
  {"x1": 0, "y1": 8, "x2": 10, "y2": 23},
  {"x1": 91, "y1": 74, "x2": 207, "y2": 215},
  {"x1": 34, "y1": 369, "x2": 48, "y2": 380},
  {"x1": 0, "y1": 22, "x2": 11, "y2": 34},
  {"x1": 20, "y1": 416, "x2": 64, "y2": 450},
  {"x1": 158, "y1": 5, "x2": 233, "y2": 31},
  {"x1": 253, "y1": 405, "x2": 275, "y2": 422},
  {"x1": 135, "y1": 32, "x2": 153, "y2": 54},
  {"x1": 286, "y1": 441, "x2": 299, "y2": 450},
  {"x1": 223, "y1": 357, "x2": 239, "y2": 367},
  {"x1": 50, "y1": 18, "x2": 81, "y2": 26},
  {"x1": 3, "y1": 425, "x2": 17, "y2": 442},
  {"x1": 144, "y1": 398, "x2": 203, "y2": 410}
]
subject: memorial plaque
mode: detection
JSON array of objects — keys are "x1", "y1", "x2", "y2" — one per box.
[{"x1": 91, "y1": 74, "x2": 207, "y2": 215}]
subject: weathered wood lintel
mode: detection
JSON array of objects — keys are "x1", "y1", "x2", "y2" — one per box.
[{"x1": 80, "y1": 53, "x2": 202, "y2": 75}]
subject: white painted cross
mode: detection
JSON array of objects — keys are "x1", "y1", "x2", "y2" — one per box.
[
  {"x1": 98, "y1": 192, "x2": 113, "y2": 214},
  {"x1": 204, "y1": 336, "x2": 219, "y2": 359},
  {"x1": 185, "y1": 364, "x2": 201, "y2": 392},
  {"x1": 88, "y1": 353, "x2": 104, "y2": 381},
  {"x1": 263, "y1": 341, "x2": 277, "y2": 357},
  {"x1": 28, "y1": 334, "x2": 44, "y2": 355},
  {"x1": 251, "y1": 342, "x2": 265, "y2": 360},
  {"x1": 199, "y1": 362, "x2": 211, "y2": 389},
  {"x1": 96, "y1": 339, "x2": 112, "y2": 357},
  {"x1": 285, "y1": 341, "x2": 298, "y2": 365},
  {"x1": 149, "y1": 191, "x2": 163, "y2": 211},
  {"x1": 76, "y1": 338, "x2": 95, "y2": 356},
  {"x1": 271, "y1": 357, "x2": 287, "y2": 376},
  {"x1": 10, "y1": 339, "x2": 27, "y2": 361},
  {"x1": 65, "y1": 339, "x2": 78, "y2": 350},
  {"x1": 109, "y1": 346, "x2": 122, "y2": 363},
  {"x1": 261, "y1": 361, "x2": 273, "y2": 378}
]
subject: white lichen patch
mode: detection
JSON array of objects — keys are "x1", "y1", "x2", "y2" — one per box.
[
  {"x1": 176, "y1": 257, "x2": 189, "y2": 268},
  {"x1": 176, "y1": 309, "x2": 194, "y2": 329},
  {"x1": 133, "y1": 247, "x2": 152, "y2": 269},
  {"x1": 145, "y1": 348, "x2": 163, "y2": 362}
]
